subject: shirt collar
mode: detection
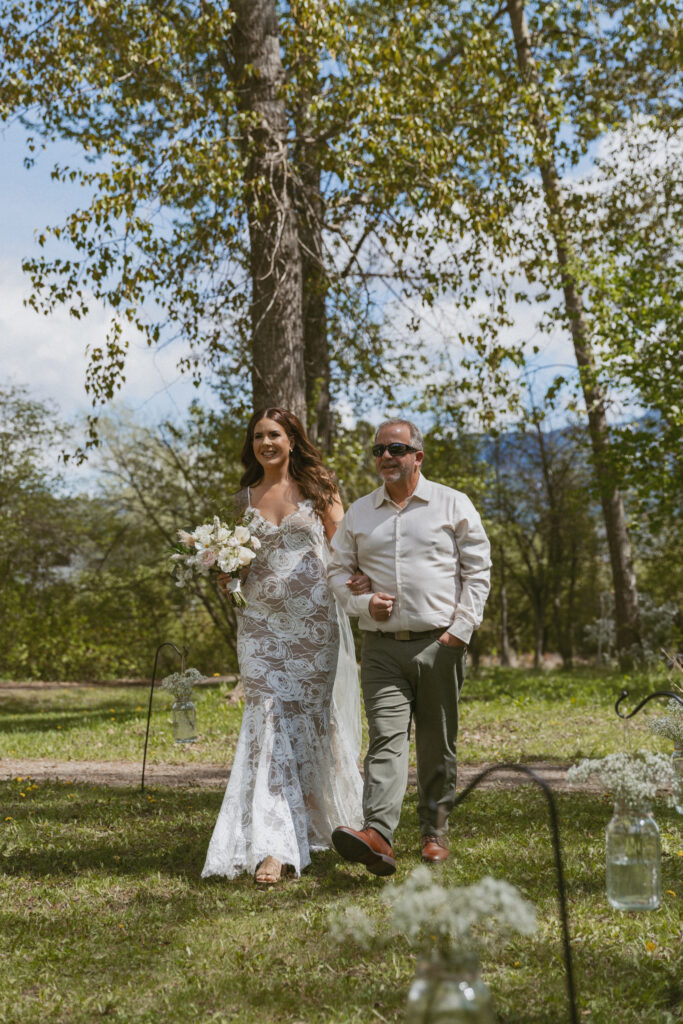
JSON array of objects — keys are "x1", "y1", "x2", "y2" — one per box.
[{"x1": 373, "y1": 473, "x2": 431, "y2": 508}]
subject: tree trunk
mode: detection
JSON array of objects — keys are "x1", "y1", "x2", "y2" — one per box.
[
  {"x1": 289, "y1": 6, "x2": 333, "y2": 452},
  {"x1": 296, "y1": 133, "x2": 333, "y2": 450},
  {"x1": 229, "y1": 0, "x2": 306, "y2": 421},
  {"x1": 564, "y1": 541, "x2": 579, "y2": 669},
  {"x1": 533, "y1": 602, "x2": 543, "y2": 669},
  {"x1": 506, "y1": 0, "x2": 640, "y2": 657}
]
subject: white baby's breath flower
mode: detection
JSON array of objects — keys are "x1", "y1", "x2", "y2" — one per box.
[
  {"x1": 649, "y1": 699, "x2": 683, "y2": 747},
  {"x1": 328, "y1": 867, "x2": 536, "y2": 954},
  {"x1": 567, "y1": 751, "x2": 676, "y2": 806},
  {"x1": 386, "y1": 870, "x2": 537, "y2": 946},
  {"x1": 160, "y1": 668, "x2": 204, "y2": 700},
  {"x1": 327, "y1": 905, "x2": 377, "y2": 947}
]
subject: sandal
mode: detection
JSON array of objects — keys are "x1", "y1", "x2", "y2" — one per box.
[{"x1": 254, "y1": 856, "x2": 295, "y2": 886}]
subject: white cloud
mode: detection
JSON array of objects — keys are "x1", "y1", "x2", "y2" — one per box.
[{"x1": 0, "y1": 261, "x2": 217, "y2": 423}]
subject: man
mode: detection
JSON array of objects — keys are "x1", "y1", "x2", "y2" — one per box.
[{"x1": 327, "y1": 418, "x2": 491, "y2": 875}]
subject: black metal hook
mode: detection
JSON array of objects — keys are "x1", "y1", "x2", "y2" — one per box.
[
  {"x1": 141, "y1": 642, "x2": 189, "y2": 792},
  {"x1": 426, "y1": 763, "x2": 578, "y2": 1024},
  {"x1": 614, "y1": 689, "x2": 683, "y2": 720}
]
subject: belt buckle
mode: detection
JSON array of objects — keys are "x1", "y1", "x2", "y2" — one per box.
[{"x1": 394, "y1": 630, "x2": 412, "y2": 641}]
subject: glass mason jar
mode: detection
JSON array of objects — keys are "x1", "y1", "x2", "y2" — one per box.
[
  {"x1": 605, "y1": 801, "x2": 661, "y2": 911},
  {"x1": 172, "y1": 699, "x2": 197, "y2": 743},
  {"x1": 672, "y1": 746, "x2": 683, "y2": 815},
  {"x1": 406, "y1": 951, "x2": 496, "y2": 1024}
]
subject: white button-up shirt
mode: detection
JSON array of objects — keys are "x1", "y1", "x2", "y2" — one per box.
[{"x1": 328, "y1": 474, "x2": 491, "y2": 644}]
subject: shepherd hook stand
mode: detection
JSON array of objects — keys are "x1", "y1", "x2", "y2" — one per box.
[
  {"x1": 615, "y1": 689, "x2": 683, "y2": 720},
  {"x1": 140, "y1": 642, "x2": 189, "y2": 792},
  {"x1": 427, "y1": 763, "x2": 578, "y2": 1024}
]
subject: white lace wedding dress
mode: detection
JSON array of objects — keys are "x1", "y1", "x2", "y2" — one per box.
[{"x1": 201, "y1": 497, "x2": 363, "y2": 879}]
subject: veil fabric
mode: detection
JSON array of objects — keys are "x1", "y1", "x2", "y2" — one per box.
[{"x1": 331, "y1": 595, "x2": 362, "y2": 764}]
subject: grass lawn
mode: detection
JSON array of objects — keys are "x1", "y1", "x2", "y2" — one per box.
[
  {"x1": 0, "y1": 667, "x2": 669, "y2": 765},
  {"x1": 1, "y1": 668, "x2": 682, "y2": 1023}
]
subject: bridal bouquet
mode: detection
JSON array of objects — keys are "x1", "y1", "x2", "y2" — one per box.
[{"x1": 171, "y1": 515, "x2": 261, "y2": 607}]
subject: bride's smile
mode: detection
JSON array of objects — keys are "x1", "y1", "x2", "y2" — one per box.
[{"x1": 252, "y1": 418, "x2": 292, "y2": 472}]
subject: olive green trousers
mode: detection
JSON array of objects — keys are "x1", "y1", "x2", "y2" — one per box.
[{"x1": 360, "y1": 632, "x2": 466, "y2": 845}]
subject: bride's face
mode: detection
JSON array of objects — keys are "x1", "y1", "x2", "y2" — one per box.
[{"x1": 252, "y1": 417, "x2": 292, "y2": 472}]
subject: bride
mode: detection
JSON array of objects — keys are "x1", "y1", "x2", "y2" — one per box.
[{"x1": 201, "y1": 407, "x2": 365, "y2": 885}]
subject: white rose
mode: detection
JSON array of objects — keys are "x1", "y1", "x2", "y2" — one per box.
[
  {"x1": 234, "y1": 525, "x2": 250, "y2": 544},
  {"x1": 250, "y1": 536, "x2": 261, "y2": 550},
  {"x1": 237, "y1": 545, "x2": 256, "y2": 566}
]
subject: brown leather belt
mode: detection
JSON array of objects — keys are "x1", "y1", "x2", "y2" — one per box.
[{"x1": 373, "y1": 628, "x2": 444, "y2": 642}]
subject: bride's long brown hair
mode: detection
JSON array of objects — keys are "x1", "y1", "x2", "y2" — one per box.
[{"x1": 239, "y1": 408, "x2": 339, "y2": 519}]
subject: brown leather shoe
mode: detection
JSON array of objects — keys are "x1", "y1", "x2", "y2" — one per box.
[
  {"x1": 421, "y1": 835, "x2": 449, "y2": 863},
  {"x1": 332, "y1": 826, "x2": 396, "y2": 876}
]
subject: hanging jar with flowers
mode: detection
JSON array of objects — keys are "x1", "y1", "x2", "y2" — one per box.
[
  {"x1": 329, "y1": 867, "x2": 537, "y2": 1023},
  {"x1": 160, "y1": 668, "x2": 204, "y2": 743},
  {"x1": 567, "y1": 751, "x2": 676, "y2": 911}
]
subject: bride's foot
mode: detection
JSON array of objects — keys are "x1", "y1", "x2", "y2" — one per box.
[{"x1": 254, "y1": 856, "x2": 294, "y2": 886}]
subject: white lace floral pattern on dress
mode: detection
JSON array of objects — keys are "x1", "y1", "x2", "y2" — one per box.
[{"x1": 201, "y1": 499, "x2": 363, "y2": 879}]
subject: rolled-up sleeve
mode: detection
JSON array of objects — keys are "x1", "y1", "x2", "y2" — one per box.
[
  {"x1": 327, "y1": 508, "x2": 373, "y2": 619},
  {"x1": 447, "y1": 496, "x2": 491, "y2": 644}
]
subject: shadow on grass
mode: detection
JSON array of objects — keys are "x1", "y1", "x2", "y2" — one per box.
[
  {"x1": 0, "y1": 782, "x2": 222, "y2": 877},
  {"x1": 0, "y1": 690, "x2": 149, "y2": 736},
  {"x1": 0, "y1": 781, "x2": 615, "y2": 892}
]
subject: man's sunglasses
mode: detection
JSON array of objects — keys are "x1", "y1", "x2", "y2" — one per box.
[{"x1": 371, "y1": 443, "x2": 419, "y2": 458}]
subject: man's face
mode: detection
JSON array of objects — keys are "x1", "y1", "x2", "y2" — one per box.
[{"x1": 374, "y1": 423, "x2": 423, "y2": 487}]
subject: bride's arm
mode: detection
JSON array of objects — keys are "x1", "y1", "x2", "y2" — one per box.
[{"x1": 322, "y1": 495, "x2": 345, "y2": 542}]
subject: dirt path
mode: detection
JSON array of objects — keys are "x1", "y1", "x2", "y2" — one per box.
[{"x1": 0, "y1": 757, "x2": 589, "y2": 792}]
